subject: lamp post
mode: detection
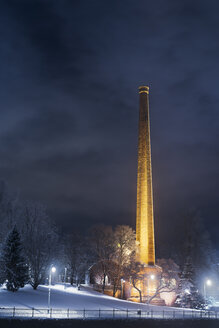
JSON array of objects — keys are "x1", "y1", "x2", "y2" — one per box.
[
  {"x1": 147, "y1": 274, "x2": 155, "y2": 304},
  {"x1": 204, "y1": 279, "x2": 212, "y2": 299},
  {"x1": 121, "y1": 279, "x2": 125, "y2": 299},
  {"x1": 48, "y1": 266, "x2": 56, "y2": 312},
  {"x1": 64, "y1": 267, "x2": 67, "y2": 290}
]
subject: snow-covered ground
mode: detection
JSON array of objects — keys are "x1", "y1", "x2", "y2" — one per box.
[
  {"x1": 0, "y1": 283, "x2": 162, "y2": 310},
  {"x1": 0, "y1": 284, "x2": 216, "y2": 319}
]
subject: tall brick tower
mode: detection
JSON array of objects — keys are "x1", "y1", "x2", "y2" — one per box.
[
  {"x1": 136, "y1": 85, "x2": 155, "y2": 265},
  {"x1": 128, "y1": 86, "x2": 164, "y2": 304}
]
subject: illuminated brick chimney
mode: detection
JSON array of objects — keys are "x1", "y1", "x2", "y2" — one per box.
[{"x1": 136, "y1": 86, "x2": 155, "y2": 265}]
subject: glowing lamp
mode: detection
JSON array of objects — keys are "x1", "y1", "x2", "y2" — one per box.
[{"x1": 206, "y1": 279, "x2": 212, "y2": 286}]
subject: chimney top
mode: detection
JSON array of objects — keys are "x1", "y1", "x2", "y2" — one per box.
[{"x1": 138, "y1": 85, "x2": 149, "y2": 94}]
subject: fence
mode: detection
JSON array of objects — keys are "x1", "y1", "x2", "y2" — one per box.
[{"x1": 0, "y1": 307, "x2": 218, "y2": 319}]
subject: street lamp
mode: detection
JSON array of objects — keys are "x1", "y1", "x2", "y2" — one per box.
[
  {"x1": 206, "y1": 279, "x2": 212, "y2": 286},
  {"x1": 204, "y1": 279, "x2": 212, "y2": 299},
  {"x1": 64, "y1": 267, "x2": 67, "y2": 290},
  {"x1": 147, "y1": 274, "x2": 155, "y2": 304},
  {"x1": 121, "y1": 279, "x2": 125, "y2": 299},
  {"x1": 48, "y1": 266, "x2": 56, "y2": 311}
]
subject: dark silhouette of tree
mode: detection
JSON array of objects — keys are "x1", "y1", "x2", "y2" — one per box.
[
  {"x1": 2, "y1": 226, "x2": 28, "y2": 292},
  {"x1": 176, "y1": 234, "x2": 206, "y2": 309},
  {"x1": 0, "y1": 181, "x2": 20, "y2": 244},
  {"x1": 64, "y1": 233, "x2": 92, "y2": 286},
  {"x1": 89, "y1": 225, "x2": 114, "y2": 293},
  {"x1": 20, "y1": 202, "x2": 58, "y2": 290},
  {"x1": 124, "y1": 259, "x2": 145, "y2": 303},
  {"x1": 181, "y1": 210, "x2": 216, "y2": 285}
]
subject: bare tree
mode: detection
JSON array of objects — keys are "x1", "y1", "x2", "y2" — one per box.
[
  {"x1": 64, "y1": 234, "x2": 80, "y2": 285},
  {"x1": 64, "y1": 233, "x2": 92, "y2": 286},
  {"x1": 107, "y1": 260, "x2": 121, "y2": 296},
  {"x1": 89, "y1": 225, "x2": 114, "y2": 293},
  {"x1": 89, "y1": 225, "x2": 136, "y2": 296},
  {"x1": 124, "y1": 259, "x2": 145, "y2": 303},
  {"x1": 148, "y1": 259, "x2": 179, "y2": 304},
  {"x1": 21, "y1": 202, "x2": 58, "y2": 289},
  {"x1": 110, "y1": 225, "x2": 136, "y2": 296}
]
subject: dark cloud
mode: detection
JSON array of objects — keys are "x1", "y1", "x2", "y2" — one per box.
[{"x1": 0, "y1": 0, "x2": 219, "y2": 252}]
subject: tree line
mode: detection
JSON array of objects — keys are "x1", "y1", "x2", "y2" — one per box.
[
  {"x1": 0, "y1": 181, "x2": 136, "y2": 293},
  {"x1": 0, "y1": 181, "x2": 218, "y2": 309},
  {"x1": 0, "y1": 181, "x2": 59, "y2": 291}
]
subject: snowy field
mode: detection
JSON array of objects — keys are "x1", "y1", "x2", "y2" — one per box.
[
  {"x1": 0, "y1": 284, "x2": 217, "y2": 320},
  {"x1": 0, "y1": 283, "x2": 167, "y2": 310}
]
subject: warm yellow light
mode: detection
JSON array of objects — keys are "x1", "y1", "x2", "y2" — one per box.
[
  {"x1": 206, "y1": 279, "x2": 212, "y2": 286},
  {"x1": 150, "y1": 274, "x2": 155, "y2": 280},
  {"x1": 136, "y1": 86, "x2": 155, "y2": 265}
]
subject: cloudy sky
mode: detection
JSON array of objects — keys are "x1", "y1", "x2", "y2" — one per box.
[{"x1": 0, "y1": 0, "x2": 219, "y2": 252}]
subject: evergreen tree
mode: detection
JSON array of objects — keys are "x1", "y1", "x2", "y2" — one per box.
[
  {"x1": 182, "y1": 211, "x2": 216, "y2": 285},
  {"x1": 181, "y1": 237, "x2": 195, "y2": 285},
  {"x1": 2, "y1": 226, "x2": 28, "y2": 291},
  {"x1": 176, "y1": 237, "x2": 206, "y2": 309},
  {"x1": 175, "y1": 210, "x2": 217, "y2": 309},
  {"x1": 176, "y1": 283, "x2": 206, "y2": 309}
]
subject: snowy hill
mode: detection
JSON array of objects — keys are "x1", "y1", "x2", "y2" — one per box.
[
  {"x1": 0, "y1": 284, "x2": 171, "y2": 311},
  {"x1": 0, "y1": 284, "x2": 212, "y2": 320}
]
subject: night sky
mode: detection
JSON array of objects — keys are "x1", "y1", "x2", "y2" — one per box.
[{"x1": 0, "y1": 1, "x2": 219, "y2": 251}]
